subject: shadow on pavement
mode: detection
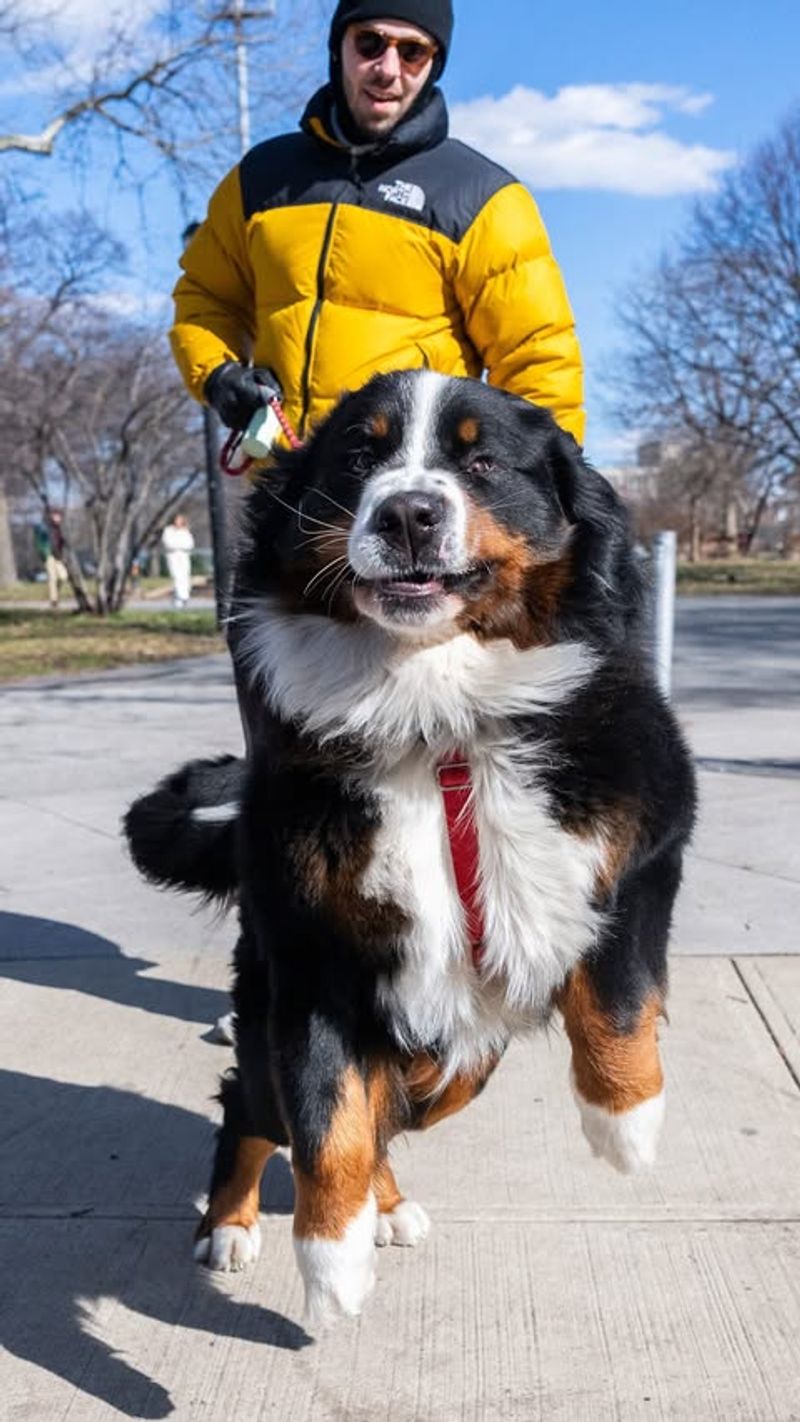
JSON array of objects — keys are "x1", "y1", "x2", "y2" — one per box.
[
  {"x1": 0, "y1": 912, "x2": 228, "y2": 1027},
  {"x1": 0, "y1": 1070, "x2": 308, "y2": 1418}
]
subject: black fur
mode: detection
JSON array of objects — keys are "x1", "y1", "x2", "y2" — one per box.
[{"x1": 123, "y1": 755, "x2": 245, "y2": 900}]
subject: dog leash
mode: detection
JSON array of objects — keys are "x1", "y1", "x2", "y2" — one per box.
[
  {"x1": 219, "y1": 396, "x2": 303, "y2": 477},
  {"x1": 436, "y1": 751, "x2": 485, "y2": 970}
]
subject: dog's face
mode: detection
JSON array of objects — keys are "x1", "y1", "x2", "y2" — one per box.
[{"x1": 244, "y1": 371, "x2": 633, "y2": 649}]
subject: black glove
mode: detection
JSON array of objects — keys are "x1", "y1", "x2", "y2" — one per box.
[{"x1": 204, "y1": 362, "x2": 283, "y2": 432}]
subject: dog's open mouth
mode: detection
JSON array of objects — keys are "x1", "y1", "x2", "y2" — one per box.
[{"x1": 365, "y1": 567, "x2": 487, "y2": 601}]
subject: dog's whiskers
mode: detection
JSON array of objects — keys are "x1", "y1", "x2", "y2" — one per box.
[
  {"x1": 266, "y1": 489, "x2": 342, "y2": 535},
  {"x1": 303, "y1": 555, "x2": 349, "y2": 599},
  {"x1": 311, "y1": 488, "x2": 356, "y2": 520},
  {"x1": 323, "y1": 560, "x2": 354, "y2": 610}
]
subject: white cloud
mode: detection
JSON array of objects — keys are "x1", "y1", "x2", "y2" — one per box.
[
  {"x1": 4, "y1": 0, "x2": 165, "y2": 94},
  {"x1": 449, "y1": 84, "x2": 735, "y2": 196},
  {"x1": 86, "y1": 289, "x2": 171, "y2": 320},
  {"x1": 18, "y1": 0, "x2": 162, "y2": 41}
]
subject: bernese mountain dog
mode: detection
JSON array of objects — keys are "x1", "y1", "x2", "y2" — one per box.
[{"x1": 125, "y1": 370, "x2": 696, "y2": 1329}]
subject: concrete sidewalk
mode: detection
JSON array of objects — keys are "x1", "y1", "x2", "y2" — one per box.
[{"x1": 1, "y1": 601, "x2": 799, "y2": 1420}]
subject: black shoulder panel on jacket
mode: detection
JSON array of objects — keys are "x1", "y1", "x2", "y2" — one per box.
[
  {"x1": 240, "y1": 133, "x2": 352, "y2": 221},
  {"x1": 239, "y1": 134, "x2": 516, "y2": 245}
]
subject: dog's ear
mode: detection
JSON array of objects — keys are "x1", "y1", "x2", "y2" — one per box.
[
  {"x1": 545, "y1": 428, "x2": 627, "y2": 533},
  {"x1": 540, "y1": 423, "x2": 645, "y2": 643}
]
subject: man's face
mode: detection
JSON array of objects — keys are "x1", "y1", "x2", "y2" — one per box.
[{"x1": 340, "y1": 19, "x2": 437, "y2": 138}]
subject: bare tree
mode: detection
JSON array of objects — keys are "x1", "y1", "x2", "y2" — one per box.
[
  {"x1": 612, "y1": 107, "x2": 800, "y2": 554},
  {"x1": 0, "y1": 3, "x2": 327, "y2": 594},
  {"x1": 0, "y1": 286, "x2": 206, "y2": 612},
  {"x1": 0, "y1": 1, "x2": 325, "y2": 182}
]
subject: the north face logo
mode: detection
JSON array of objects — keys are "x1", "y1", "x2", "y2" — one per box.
[{"x1": 377, "y1": 180, "x2": 426, "y2": 212}]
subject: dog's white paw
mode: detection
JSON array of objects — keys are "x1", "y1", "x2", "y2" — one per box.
[
  {"x1": 194, "y1": 1222, "x2": 261, "y2": 1271},
  {"x1": 294, "y1": 1194, "x2": 377, "y2": 1331},
  {"x1": 374, "y1": 1199, "x2": 431, "y2": 1248},
  {"x1": 572, "y1": 1079, "x2": 665, "y2": 1175},
  {"x1": 211, "y1": 1011, "x2": 236, "y2": 1046}
]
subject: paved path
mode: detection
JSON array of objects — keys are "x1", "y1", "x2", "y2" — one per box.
[{"x1": 1, "y1": 599, "x2": 799, "y2": 1420}]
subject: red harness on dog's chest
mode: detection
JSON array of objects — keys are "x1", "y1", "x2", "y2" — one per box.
[{"x1": 436, "y1": 751, "x2": 485, "y2": 970}]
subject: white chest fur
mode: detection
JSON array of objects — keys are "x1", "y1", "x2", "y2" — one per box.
[
  {"x1": 240, "y1": 605, "x2": 604, "y2": 1074},
  {"x1": 360, "y1": 740, "x2": 605, "y2": 1078}
]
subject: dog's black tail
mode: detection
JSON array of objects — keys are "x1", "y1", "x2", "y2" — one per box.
[{"x1": 123, "y1": 754, "x2": 246, "y2": 901}]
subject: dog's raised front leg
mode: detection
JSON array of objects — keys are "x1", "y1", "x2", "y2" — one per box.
[
  {"x1": 558, "y1": 854, "x2": 679, "y2": 1174},
  {"x1": 560, "y1": 962, "x2": 665, "y2": 1174}
]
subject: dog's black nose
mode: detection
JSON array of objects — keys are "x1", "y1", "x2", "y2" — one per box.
[{"x1": 373, "y1": 491, "x2": 447, "y2": 560}]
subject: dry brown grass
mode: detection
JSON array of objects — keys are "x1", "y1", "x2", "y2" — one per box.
[{"x1": 0, "y1": 608, "x2": 223, "y2": 683}]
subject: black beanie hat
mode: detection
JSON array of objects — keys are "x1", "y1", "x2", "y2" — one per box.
[{"x1": 329, "y1": 1, "x2": 454, "y2": 76}]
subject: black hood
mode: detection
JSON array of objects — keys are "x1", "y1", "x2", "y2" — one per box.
[{"x1": 301, "y1": 82, "x2": 448, "y2": 158}]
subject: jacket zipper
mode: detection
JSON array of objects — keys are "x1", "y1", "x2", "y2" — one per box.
[{"x1": 299, "y1": 201, "x2": 339, "y2": 437}]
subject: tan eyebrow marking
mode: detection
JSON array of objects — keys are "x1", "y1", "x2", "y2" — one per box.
[
  {"x1": 370, "y1": 411, "x2": 390, "y2": 438},
  {"x1": 457, "y1": 416, "x2": 480, "y2": 445}
]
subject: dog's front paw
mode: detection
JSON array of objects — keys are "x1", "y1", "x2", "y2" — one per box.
[
  {"x1": 294, "y1": 1194, "x2": 377, "y2": 1331},
  {"x1": 194, "y1": 1222, "x2": 262, "y2": 1271},
  {"x1": 375, "y1": 1199, "x2": 431, "y2": 1247},
  {"x1": 572, "y1": 1081, "x2": 665, "y2": 1174}
]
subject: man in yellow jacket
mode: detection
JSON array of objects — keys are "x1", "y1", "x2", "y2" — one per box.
[{"x1": 171, "y1": 0, "x2": 584, "y2": 450}]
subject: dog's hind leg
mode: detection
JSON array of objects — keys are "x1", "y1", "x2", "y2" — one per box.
[
  {"x1": 371, "y1": 1157, "x2": 431, "y2": 1249},
  {"x1": 194, "y1": 1071, "x2": 282, "y2": 1272},
  {"x1": 405, "y1": 1051, "x2": 501, "y2": 1129},
  {"x1": 559, "y1": 846, "x2": 682, "y2": 1175},
  {"x1": 372, "y1": 1052, "x2": 501, "y2": 1248}
]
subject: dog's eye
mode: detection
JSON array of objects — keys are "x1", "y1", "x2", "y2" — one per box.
[
  {"x1": 467, "y1": 455, "x2": 497, "y2": 476},
  {"x1": 350, "y1": 449, "x2": 375, "y2": 475}
]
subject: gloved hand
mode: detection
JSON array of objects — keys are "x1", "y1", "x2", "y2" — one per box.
[{"x1": 204, "y1": 362, "x2": 283, "y2": 431}]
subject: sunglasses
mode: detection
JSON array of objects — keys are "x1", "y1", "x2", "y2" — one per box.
[{"x1": 351, "y1": 26, "x2": 438, "y2": 73}]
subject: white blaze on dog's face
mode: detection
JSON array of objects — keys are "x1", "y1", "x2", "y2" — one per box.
[{"x1": 348, "y1": 372, "x2": 473, "y2": 637}]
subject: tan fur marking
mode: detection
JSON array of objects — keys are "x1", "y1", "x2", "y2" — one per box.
[
  {"x1": 370, "y1": 411, "x2": 390, "y2": 438},
  {"x1": 367, "y1": 1061, "x2": 403, "y2": 1147},
  {"x1": 372, "y1": 1158, "x2": 404, "y2": 1214},
  {"x1": 594, "y1": 810, "x2": 639, "y2": 899},
  {"x1": 458, "y1": 501, "x2": 571, "y2": 648},
  {"x1": 457, "y1": 416, "x2": 480, "y2": 445},
  {"x1": 198, "y1": 1136, "x2": 276, "y2": 1238},
  {"x1": 568, "y1": 805, "x2": 640, "y2": 901},
  {"x1": 290, "y1": 833, "x2": 409, "y2": 947},
  {"x1": 294, "y1": 1067, "x2": 374, "y2": 1240},
  {"x1": 405, "y1": 1051, "x2": 499, "y2": 1128},
  {"x1": 559, "y1": 966, "x2": 664, "y2": 1113}
]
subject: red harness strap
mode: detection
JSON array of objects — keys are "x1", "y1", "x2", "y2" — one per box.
[{"x1": 436, "y1": 751, "x2": 485, "y2": 970}]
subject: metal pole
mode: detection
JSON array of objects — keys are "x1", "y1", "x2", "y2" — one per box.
[
  {"x1": 651, "y1": 530, "x2": 677, "y2": 698},
  {"x1": 202, "y1": 404, "x2": 229, "y2": 627},
  {"x1": 182, "y1": 222, "x2": 228, "y2": 628},
  {"x1": 232, "y1": 0, "x2": 251, "y2": 155}
]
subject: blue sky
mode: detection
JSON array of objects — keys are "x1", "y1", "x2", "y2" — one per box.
[{"x1": 5, "y1": 0, "x2": 799, "y2": 464}]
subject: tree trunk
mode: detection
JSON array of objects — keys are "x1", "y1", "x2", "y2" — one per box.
[
  {"x1": 724, "y1": 496, "x2": 739, "y2": 559},
  {"x1": 0, "y1": 487, "x2": 18, "y2": 584},
  {"x1": 688, "y1": 499, "x2": 702, "y2": 563}
]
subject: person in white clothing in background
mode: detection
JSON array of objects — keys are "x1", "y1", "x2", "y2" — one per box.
[{"x1": 161, "y1": 514, "x2": 195, "y2": 608}]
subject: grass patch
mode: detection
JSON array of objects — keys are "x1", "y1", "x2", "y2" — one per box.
[
  {"x1": 0, "y1": 607, "x2": 223, "y2": 683},
  {"x1": 677, "y1": 560, "x2": 800, "y2": 596}
]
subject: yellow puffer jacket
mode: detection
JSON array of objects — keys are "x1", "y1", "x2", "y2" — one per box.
[{"x1": 171, "y1": 87, "x2": 584, "y2": 445}]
